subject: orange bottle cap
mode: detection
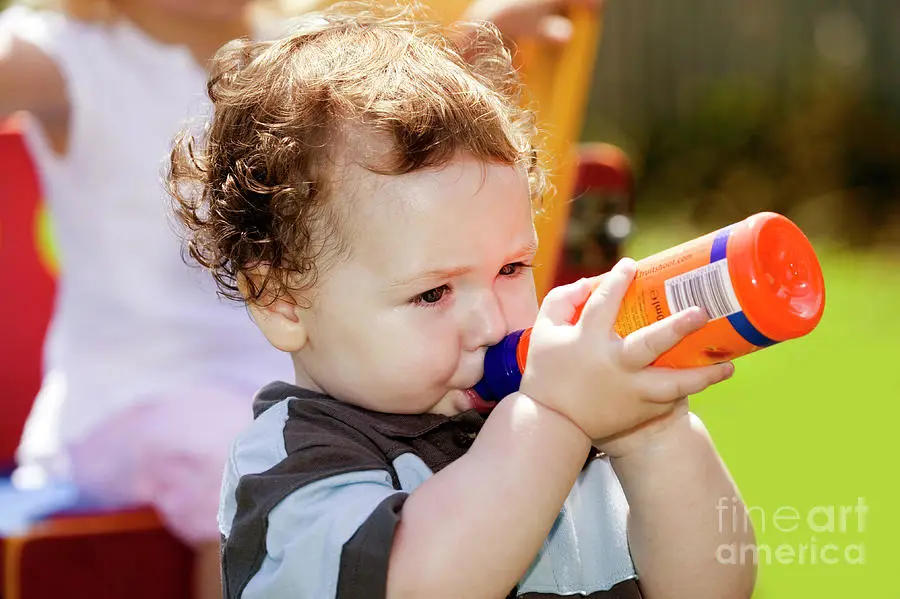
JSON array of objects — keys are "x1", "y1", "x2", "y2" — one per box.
[{"x1": 728, "y1": 212, "x2": 825, "y2": 342}]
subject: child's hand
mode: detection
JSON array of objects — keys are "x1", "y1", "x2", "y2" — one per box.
[
  {"x1": 465, "y1": 0, "x2": 603, "y2": 45},
  {"x1": 519, "y1": 258, "x2": 734, "y2": 444}
]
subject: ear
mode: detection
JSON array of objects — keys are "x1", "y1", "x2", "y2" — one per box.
[{"x1": 238, "y1": 271, "x2": 309, "y2": 353}]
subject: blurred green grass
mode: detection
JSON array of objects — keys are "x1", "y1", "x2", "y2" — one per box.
[{"x1": 625, "y1": 220, "x2": 899, "y2": 598}]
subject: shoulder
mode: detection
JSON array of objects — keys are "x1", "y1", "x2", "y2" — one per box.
[
  {"x1": 220, "y1": 385, "x2": 413, "y2": 599},
  {"x1": 230, "y1": 388, "x2": 391, "y2": 486},
  {"x1": 0, "y1": 6, "x2": 112, "y2": 58},
  {"x1": 221, "y1": 383, "x2": 468, "y2": 529},
  {"x1": 1, "y1": 6, "x2": 66, "y2": 43},
  {"x1": 246, "y1": 381, "x2": 461, "y2": 474}
]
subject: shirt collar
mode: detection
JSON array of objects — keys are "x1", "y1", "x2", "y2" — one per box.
[{"x1": 252, "y1": 381, "x2": 486, "y2": 438}]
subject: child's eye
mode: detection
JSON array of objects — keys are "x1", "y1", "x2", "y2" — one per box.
[
  {"x1": 499, "y1": 262, "x2": 533, "y2": 277},
  {"x1": 412, "y1": 284, "x2": 450, "y2": 306}
]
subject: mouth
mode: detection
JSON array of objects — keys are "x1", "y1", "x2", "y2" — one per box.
[{"x1": 464, "y1": 388, "x2": 496, "y2": 414}]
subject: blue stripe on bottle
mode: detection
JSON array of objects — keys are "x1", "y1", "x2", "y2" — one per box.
[
  {"x1": 708, "y1": 228, "x2": 778, "y2": 348},
  {"x1": 710, "y1": 228, "x2": 730, "y2": 262},
  {"x1": 728, "y1": 312, "x2": 777, "y2": 347}
]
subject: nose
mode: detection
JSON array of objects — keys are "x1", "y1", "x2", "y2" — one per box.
[{"x1": 461, "y1": 289, "x2": 508, "y2": 351}]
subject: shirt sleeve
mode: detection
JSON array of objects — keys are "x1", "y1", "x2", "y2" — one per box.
[{"x1": 221, "y1": 402, "x2": 407, "y2": 599}]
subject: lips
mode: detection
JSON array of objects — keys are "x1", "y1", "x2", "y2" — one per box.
[{"x1": 465, "y1": 388, "x2": 496, "y2": 413}]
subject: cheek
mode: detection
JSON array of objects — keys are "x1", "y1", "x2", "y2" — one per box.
[
  {"x1": 402, "y1": 313, "x2": 460, "y2": 373},
  {"x1": 364, "y1": 311, "x2": 461, "y2": 389}
]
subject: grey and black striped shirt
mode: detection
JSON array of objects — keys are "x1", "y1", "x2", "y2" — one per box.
[{"x1": 219, "y1": 382, "x2": 642, "y2": 599}]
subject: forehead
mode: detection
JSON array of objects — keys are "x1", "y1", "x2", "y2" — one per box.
[{"x1": 331, "y1": 153, "x2": 535, "y2": 279}]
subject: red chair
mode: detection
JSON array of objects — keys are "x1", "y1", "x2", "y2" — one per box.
[
  {"x1": 0, "y1": 120, "x2": 193, "y2": 599},
  {"x1": 0, "y1": 119, "x2": 54, "y2": 475},
  {"x1": 553, "y1": 142, "x2": 636, "y2": 286},
  {"x1": 3, "y1": 508, "x2": 192, "y2": 599}
]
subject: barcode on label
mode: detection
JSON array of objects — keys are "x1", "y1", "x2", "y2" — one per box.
[{"x1": 664, "y1": 259, "x2": 742, "y2": 320}]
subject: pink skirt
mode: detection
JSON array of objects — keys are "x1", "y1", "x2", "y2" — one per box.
[{"x1": 67, "y1": 384, "x2": 256, "y2": 546}]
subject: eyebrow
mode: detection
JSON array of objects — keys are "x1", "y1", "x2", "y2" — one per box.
[{"x1": 389, "y1": 239, "x2": 539, "y2": 289}]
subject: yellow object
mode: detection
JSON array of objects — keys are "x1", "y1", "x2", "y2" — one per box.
[
  {"x1": 36, "y1": 203, "x2": 60, "y2": 276},
  {"x1": 517, "y1": 8, "x2": 601, "y2": 299}
]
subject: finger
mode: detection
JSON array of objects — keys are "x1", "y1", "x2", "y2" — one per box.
[
  {"x1": 576, "y1": 257, "x2": 637, "y2": 333},
  {"x1": 619, "y1": 307, "x2": 709, "y2": 370},
  {"x1": 535, "y1": 277, "x2": 595, "y2": 327},
  {"x1": 637, "y1": 362, "x2": 735, "y2": 403}
]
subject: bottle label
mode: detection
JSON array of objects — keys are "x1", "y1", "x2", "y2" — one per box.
[
  {"x1": 663, "y1": 259, "x2": 741, "y2": 320},
  {"x1": 613, "y1": 228, "x2": 763, "y2": 367}
]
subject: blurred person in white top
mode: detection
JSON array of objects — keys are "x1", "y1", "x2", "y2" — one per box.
[{"x1": 0, "y1": 0, "x2": 600, "y2": 597}]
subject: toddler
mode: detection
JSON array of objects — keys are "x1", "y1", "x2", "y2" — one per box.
[{"x1": 168, "y1": 3, "x2": 757, "y2": 598}]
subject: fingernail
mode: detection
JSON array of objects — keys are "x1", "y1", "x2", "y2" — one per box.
[
  {"x1": 722, "y1": 363, "x2": 735, "y2": 380},
  {"x1": 681, "y1": 307, "x2": 708, "y2": 328},
  {"x1": 692, "y1": 306, "x2": 710, "y2": 321},
  {"x1": 616, "y1": 257, "x2": 637, "y2": 272}
]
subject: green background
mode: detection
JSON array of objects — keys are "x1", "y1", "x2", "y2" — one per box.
[{"x1": 627, "y1": 221, "x2": 898, "y2": 597}]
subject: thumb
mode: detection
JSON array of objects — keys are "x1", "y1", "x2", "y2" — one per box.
[{"x1": 535, "y1": 277, "x2": 597, "y2": 328}]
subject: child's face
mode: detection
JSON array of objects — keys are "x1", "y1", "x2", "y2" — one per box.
[{"x1": 293, "y1": 152, "x2": 539, "y2": 416}]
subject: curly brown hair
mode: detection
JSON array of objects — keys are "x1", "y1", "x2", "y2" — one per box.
[{"x1": 168, "y1": 1, "x2": 545, "y2": 306}]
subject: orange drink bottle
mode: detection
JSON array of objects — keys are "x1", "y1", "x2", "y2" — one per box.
[{"x1": 473, "y1": 212, "x2": 826, "y2": 403}]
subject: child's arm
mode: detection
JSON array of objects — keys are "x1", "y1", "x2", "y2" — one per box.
[
  {"x1": 0, "y1": 12, "x2": 70, "y2": 150},
  {"x1": 388, "y1": 392, "x2": 592, "y2": 597},
  {"x1": 607, "y1": 408, "x2": 757, "y2": 599},
  {"x1": 386, "y1": 260, "x2": 735, "y2": 598}
]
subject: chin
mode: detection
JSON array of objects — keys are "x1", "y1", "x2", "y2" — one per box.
[
  {"x1": 437, "y1": 388, "x2": 497, "y2": 416},
  {"x1": 425, "y1": 389, "x2": 469, "y2": 417}
]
